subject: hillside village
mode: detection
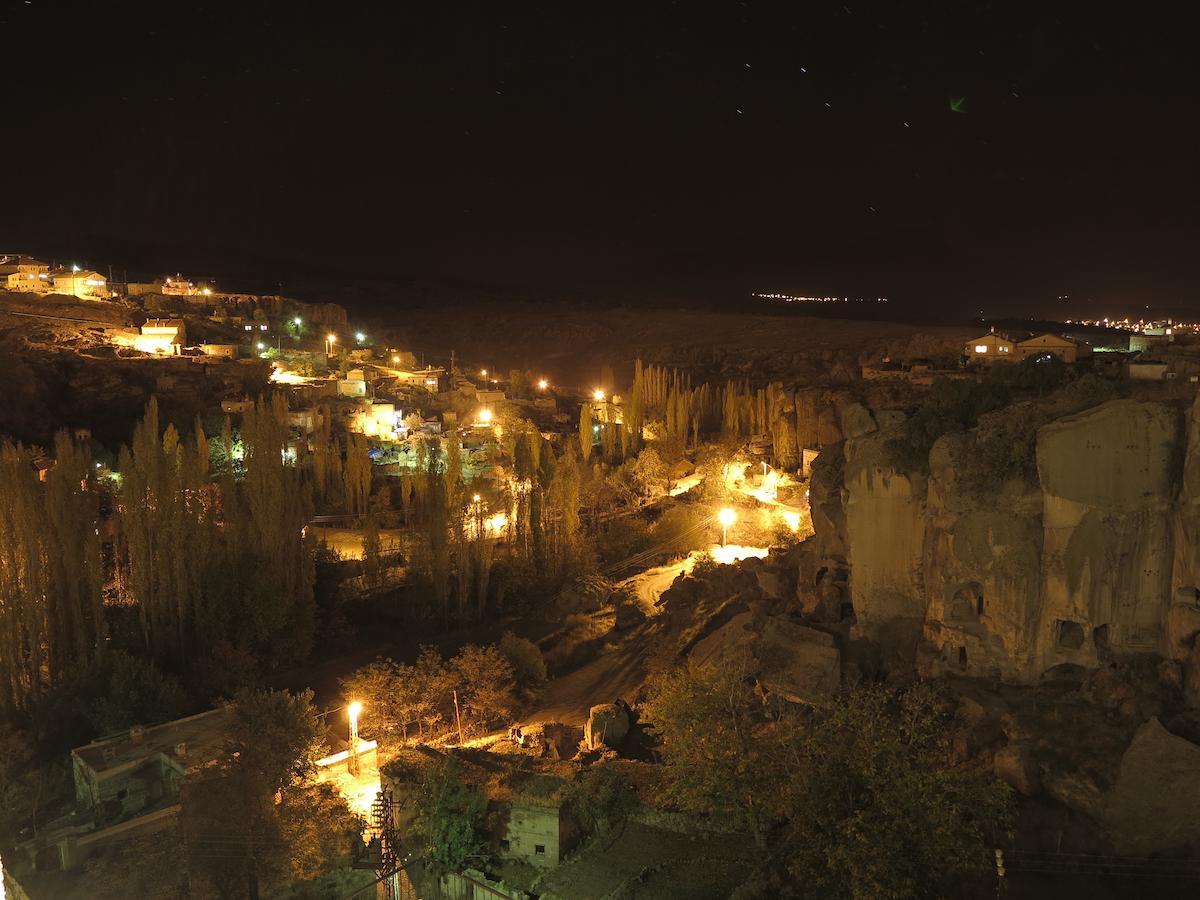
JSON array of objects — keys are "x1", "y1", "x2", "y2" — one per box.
[{"x1": 4, "y1": 252, "x2": 1200, "y2": 899}]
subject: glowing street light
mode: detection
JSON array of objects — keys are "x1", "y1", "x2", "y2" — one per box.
[
  {"x1": 391, "y1": 354, "x2": 400, "y2": 364},
  {"x1": 472, "y1": 493, "x2": 481, "y2": 503},
  {"x1": 718, "y1": 507, "x2": 737, "y2": 546},
  {"x1": 325, "y1": 333, "x2": 337, "y2": 355},
  {"x1": 478, "y1": 408, "x2": 493, "y2": 424},
  {"x1": 355, "y1": 332, "x2": 366, "y2": 343},
  {"x1": 347, "y1": 700, "x2": 363, "y2": 776},
  {"x1": 256, "y1": 341, "x2": 266, "y2": 351},
  {"x1": 593, "y1": 388, "x2": 605, "y2": 402},
  {"x1": 480, "y1": 368, "x2": 488, "y2": 377},
  {"x1": 293, "y1": 316, "x2": 302, "y2": 326},
  {"x1": 537, "y1": 378, "x2": 549, "y2": 390}
]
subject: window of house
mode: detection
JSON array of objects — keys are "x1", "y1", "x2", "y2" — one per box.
[
  {"x1": 1000, "y1": 346, "x2": 1010, "y2": 352},
  {"x1": 535, "y1": 844, "x2": 546, "y2": 855},
  {"x1": 974, "y1": 344, "x2": 988, "y2": 353}
]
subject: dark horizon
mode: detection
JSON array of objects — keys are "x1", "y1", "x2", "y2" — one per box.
[{"x1": 3, "y1": 2, "x2": 1197, "y2": 317}]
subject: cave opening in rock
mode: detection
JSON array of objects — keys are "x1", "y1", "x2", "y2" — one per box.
[
  {"x1": 1056, "y1": 620, "x2": 1085, "y2": 649},
  {"x1": 948, "y1": 582, "x2": 983, "y2": 624}
]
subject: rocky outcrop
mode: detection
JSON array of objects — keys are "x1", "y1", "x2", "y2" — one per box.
[
  {"x1": 808, "y1": 397, "x2": 1196, "y2": 683},
  {"x1": 1104, "y1": 718, "x2": 1200, "y2": 853},
  {"x1": 842, "y1": 427, "x2": 929, "y2": 666},
  {"x1": 755, "y1": 618, "x2": 840, "y2": 704},
  {"x1": 583, "y1": 703, "x2": 631, "y2": 751}
]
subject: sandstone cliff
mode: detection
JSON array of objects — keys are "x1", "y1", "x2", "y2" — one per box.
[{"x1": 805, "y1": 395, "x2": 1200, "y2": 685}]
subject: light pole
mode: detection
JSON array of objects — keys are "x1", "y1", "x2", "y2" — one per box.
[
  {"x1": 326, "y1": 333, "x2": 337, "y2": 356},
  {"x1": 347, "y1": 700, "x2": 362, "y2": 776},
  {"x1": 718, "y1": 507, "x2": 736, "y2": 547}
]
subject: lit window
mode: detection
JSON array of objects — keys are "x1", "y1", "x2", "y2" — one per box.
[
  {"x1": 974, "y1": 344, "x2": 988, "y2": 353},
  {"x1": 1000, "y1": 346, "x2": 1010, "y2": 353}
]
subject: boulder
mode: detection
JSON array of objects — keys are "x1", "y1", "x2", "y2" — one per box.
[
  {"x1": 754, "y1": 564, "x2": 793, "y2": 600},
  {"x1": 613, "y1": 602, "x2": 646, "y2": 631},
  {"x1": 1105, "y1": 718, "x2": 1200, "y2": 853},
  {"x1": 583, "y1": 702, "x2": 631, "y2": 751},
  {"x1": 688, "y1": 611, "x2": 758, "y2": 670},
  {"x1": 840, "y1": 403, "x2": 877, "y2": 440},
  {"x1": 993, "y1": 744, "x2": 1041, "y2": 797},
  {"x1": 754, "y1": 617, "x2": 840, "y2": 704}
]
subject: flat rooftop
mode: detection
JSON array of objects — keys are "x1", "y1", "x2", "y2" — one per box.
[{"x1": 73, "y1": 706, "x2": 233, "y2": 775}]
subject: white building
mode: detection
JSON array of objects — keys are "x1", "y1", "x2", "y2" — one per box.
[{"x1": 51, "y1": 268, "x2": 109, "y2": 299}]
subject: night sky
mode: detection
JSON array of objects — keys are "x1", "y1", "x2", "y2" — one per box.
[{"x1": 3, "y1": 1, "x2": 1197, "y2": 315}]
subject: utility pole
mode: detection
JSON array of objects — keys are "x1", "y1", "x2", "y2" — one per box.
[{"x1": 452, "y1": 690, "x2": 464, "y2": 745}]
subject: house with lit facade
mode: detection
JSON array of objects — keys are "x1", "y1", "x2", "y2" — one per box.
[
  {"x1": 964, "y1": 330, "x2": 1085, "y2": 365},
  {"x1": 50, "y1": 268, "x2": 109, "y2": 299},
  {"x1": 0, "y1": 255, "x2": 51, "y2": 291}
]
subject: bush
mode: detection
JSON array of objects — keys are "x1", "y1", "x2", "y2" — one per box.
[
  {"x1": 498, "y1": 632, "x2": 547, "y2": 693},
  {"x1": 567, "y1": 764, "x2": 638, "y2": 849},
  {"x1": 413, "y1": 756, "x2": 486, "y2": 871}
]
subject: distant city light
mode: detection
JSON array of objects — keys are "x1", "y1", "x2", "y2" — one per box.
[
  {"x1": 480, "y1": 369, "x2": 488, "y2": 377},
  {"x1": 752, "y1": 292, "x2": 888, "y2": 303},
  {"x1": 537, "y1": 378, "x2": 549, "y2": 390}
]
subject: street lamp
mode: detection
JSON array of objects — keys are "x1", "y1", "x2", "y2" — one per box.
[
  {"x1": 293, "y1": 317, "x2": 302, "y2": 326},
  {"x1": 478, "y1": 408, "x2": 493, "y2": 424},
  {"x1": 593, "y1": 388, "x2": 605, "y2": 402},
  {"x1": 347, "y1": 700, "x2": 363, "y2": 776},
  {"x1": 391, "y1": 354, "x2": 400, "y2": 364},
  {"x1": 718, "y1": 507, "x2": 737, "y2": 546},
  {"x1": 537, "y1": 378, "x2": 549, "y2": 390},
  {"x1": 326, "y1": 333, "x2": 337, "y2": 355},
  {"x1": 355, "y1": 332, "x2": 366, "y2": 343}
]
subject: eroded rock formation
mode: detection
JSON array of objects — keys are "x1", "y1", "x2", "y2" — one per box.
[{"x1": 804, "y1": 396, "x2": 1200, "y2": 685}]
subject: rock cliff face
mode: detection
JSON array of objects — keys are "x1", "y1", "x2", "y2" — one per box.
[{"x1": 806, "y1": 396, "x2": 1200, "y2": 684}]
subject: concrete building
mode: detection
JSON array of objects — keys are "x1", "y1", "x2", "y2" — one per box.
[
  {"x1": 498, "y1": 774, "x2": 578, "y2": 868},
  {"x1": 1, "y1": 255, "x2": 51, "y2": 291},
  {"x1": 8, "y1": 708, "x2": 234, "y2": 882},
  {"x1": 50, "y1": 268, "x2": 109, "y2": 299}
]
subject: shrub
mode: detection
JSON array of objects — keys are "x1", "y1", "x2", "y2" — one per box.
[{"x1": 498, "y1": 631, "x2": 547, "y2": 693}]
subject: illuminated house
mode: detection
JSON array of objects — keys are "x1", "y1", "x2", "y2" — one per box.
[
  {"x1": 350, "y1": 401, "x2": 404, "y2": 438},
  {"x1": 1, "y1": 255, "x2": 51, "y2": 291},
  {"x1": 160, "y1": 273, "x2": 213, "y2": 296},
  {"x1": 966, "y1": 330, "x2": 1085, "y2": 365},
  {"x1": 138, "y1": 318, "x2": 187, "y2": 353},
  {"x1": 50, "y1": 268, "x2": 109, "y2": 299},
  {"x1": 109, "y1": 319, "x2": 187, "y2": 354},
  {"x1": 964, "y1": 332, "x2": 1015, "y2": 362}
]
